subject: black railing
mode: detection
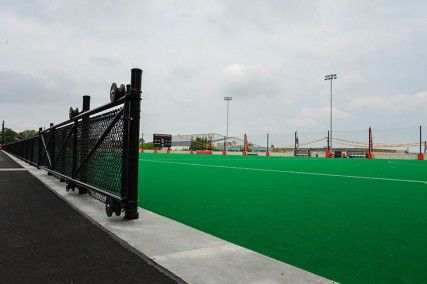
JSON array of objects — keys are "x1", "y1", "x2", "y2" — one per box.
[
  {"x1": 3, "y1": 136, "x2": 39, "y2": 165},
  {"x1": 3, "y1": 68, "x2": 142, "y2": 220}
]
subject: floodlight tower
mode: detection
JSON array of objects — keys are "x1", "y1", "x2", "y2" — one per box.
[
  {"x1": 224, "y1": 96, "x2": 232, "y2": 151},
  {"x1": 324, "y1": 74, "x2": 337, "y2": 149}
]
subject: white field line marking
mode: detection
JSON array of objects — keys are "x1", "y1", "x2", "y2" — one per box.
[
  {"x1": 141, "y1": 159, "x2": 427, "y2": 185},
  {"x1": 0, "y1": 168, "x2": 26, "y2": 171}
]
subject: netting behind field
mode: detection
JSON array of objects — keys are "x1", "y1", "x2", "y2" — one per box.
[
  {"x1": 334, "y1": 127, "x2": 422, "y2": 153},
  {"x1": 159, "y1": 133, "x2": 229, "y2": 151},
  {"x1": 243, "y1": 132, "x2": 326, "y2": 154},
  {"x1": 165, "y1": 126, "x2": 425, "y2": 154}
]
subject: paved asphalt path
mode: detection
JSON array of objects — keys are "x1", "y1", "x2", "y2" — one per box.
[{"x1": 0, "y1": 151, "x2": 178, "y2": 283}]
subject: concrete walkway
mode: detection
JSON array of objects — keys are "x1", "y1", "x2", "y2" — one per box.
[
  {"x1": 0, "y1": 151, "x2": 178, "y2": 283},
  {"x1": 4, "y1": 151, "x2": 335, "y2": 283}
]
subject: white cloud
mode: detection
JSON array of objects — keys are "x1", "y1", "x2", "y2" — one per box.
[
  {"x1": 288, "y1": 106, "x2": 350, "y2": 129},
  {"x1": 222, "y1": 64, "x2": 257, "y2": 79},
  {"x1": 221, "y1": 64, "x2": 283, "y2": 99},
  {"x1": 287, "y1": 118, "x2": 318, "y2": 129},
  {"x1": 349, "y1": 92, "x2": 427, "y2": 111},
  {"x1": 298, "y1": 106, "x2": 350, "y2": 120}
]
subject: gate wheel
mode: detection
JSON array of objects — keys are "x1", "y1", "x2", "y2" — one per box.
[
  {"x1": 106, "y1": 196, "x2": 114, "y2": 217},
  {"x1": 114, "y1": 199, "x2": 122, "y2": 217}
]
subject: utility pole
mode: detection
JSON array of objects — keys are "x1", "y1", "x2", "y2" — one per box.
[
  {"x1": 324, "y1": 74, "x2": 337, "y2": 149},
  {"x1": 1, "y1": 120, "x2": 4, "y2": 145}
]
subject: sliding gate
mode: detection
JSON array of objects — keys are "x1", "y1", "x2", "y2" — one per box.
[{"x1": 3, "y1": 68, "x2": 142, "y2": 220}]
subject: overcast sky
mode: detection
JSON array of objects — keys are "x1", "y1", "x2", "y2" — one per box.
[{"x1": 1, "y1": 0, "x2": 426, "y2": 137}]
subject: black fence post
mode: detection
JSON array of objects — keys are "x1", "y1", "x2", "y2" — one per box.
[
  {"x1": 37, "y1": 127, "x2": 42, "y2": 169},
  {"x1": 79, "y1": 95, "x2": 90, "y2": 194},
  {"x1": 1, "y1": 120, "x2": 4, "y2": 145},
  {"x1": 121, "y1": 85, "x2": 131, "y2": 202},
  {"x1": 124, "y1": 68, "x2": 142, "y2": 220},
  {"x1": 30, "y1": 137, "x2": 34, "y2": 163},
  {"x1": 49, "y1": 123, "x2": 55, "y2": 174},
  {"x1": 25, "y1": 136, "x2": 29, "y2": 161},
  {"x1": 26, "y1": 139, "x2": 30, "y2": 161},
  {"x1": 70, "y1": 116, "x2": 78, "y2": 190}
]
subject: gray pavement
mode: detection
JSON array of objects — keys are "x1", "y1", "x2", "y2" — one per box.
[
  {"x1": 0, "y1": 151, "x2": 179, "y2": 284},
  {"x1": 0, "y1": 151, "x2": 22, "y2": 168}
]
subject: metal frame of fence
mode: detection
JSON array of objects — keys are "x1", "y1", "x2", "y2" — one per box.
[{"x1": 3, "y1": 68, "x2": 142, "y2": 219}]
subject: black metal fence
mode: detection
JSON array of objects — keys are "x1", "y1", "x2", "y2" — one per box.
[
  {"x1": 3, "y1": 136, "x2": 39, "y2": 165},
  {"x1": 3, "y1": 68, "x2": 142, "y2": 220}
]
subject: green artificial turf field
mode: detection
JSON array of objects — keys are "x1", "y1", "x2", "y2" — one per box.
[{"x1": 138, "y1": 153, "x2": 427, "y2": 283}]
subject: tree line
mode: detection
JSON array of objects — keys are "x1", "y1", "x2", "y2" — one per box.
[{"x1": 1, "y1": 128, "x2": 38, "y2": 144}]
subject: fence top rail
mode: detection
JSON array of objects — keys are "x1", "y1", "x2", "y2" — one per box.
[{"x1": 41, "y1": 95, "x2": 127, "y2": 134}]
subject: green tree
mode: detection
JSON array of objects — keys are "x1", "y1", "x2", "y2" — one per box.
[
  {"x1": 190, "y1": 137, "x2": 213, "y2": 150},
  {"x1": 2, "y1": 128, "x2": 17, "y2": 144},
  {"x1": 19, "y1": 130, "x2": 38, "y2": 139},
  {"x1": 1, "y1": 128, "x2": 38, "y2": 144}
]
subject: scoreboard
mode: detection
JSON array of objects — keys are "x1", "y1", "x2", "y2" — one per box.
[{"x1": 153, "y1": 134, "x2": 172, "y2": 148}]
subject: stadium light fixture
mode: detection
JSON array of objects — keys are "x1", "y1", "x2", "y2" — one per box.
[
  {"x1": 324, "y1": 74, "x2": 337, "y2": 149},
  {"x1": 224, "y1": 96, "x2": 232, "y2": 151}
]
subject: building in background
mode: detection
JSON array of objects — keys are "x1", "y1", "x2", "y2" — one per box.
[{"x1": 171, "y1": 133, "x2": 245, "y2": 151}]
